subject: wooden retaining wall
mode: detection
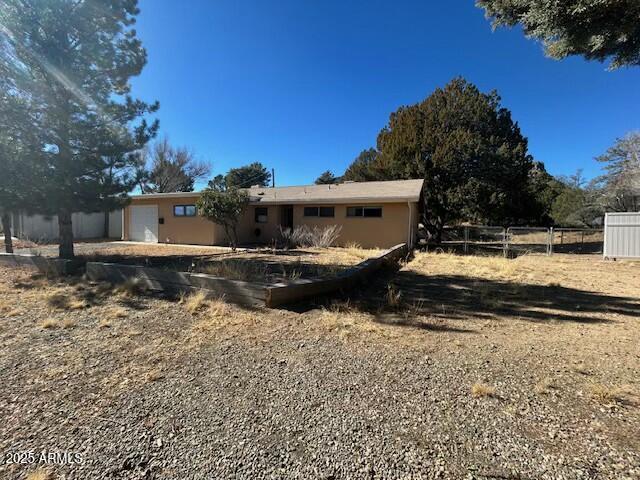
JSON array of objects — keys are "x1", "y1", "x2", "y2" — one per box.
[
  {"x1": 36, "y1": 243, "x2": 409, "y2": 308},
  {"x1": 0, "y1": 253, "x2": 74, "y2": 275},
  {"x1": 85, "y1": 262, "x2": 266, "y2": 307},
  {"x1": 265, "y1": 243, "x2": 408, "y2": 307}
]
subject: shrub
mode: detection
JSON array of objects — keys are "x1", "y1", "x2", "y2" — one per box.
[
  {"x1": 471, "y1": 382, "x2": 495, "y2": 398},
  {"x1": 278, "y1": 225, "x2": 342, "y2": 248}
]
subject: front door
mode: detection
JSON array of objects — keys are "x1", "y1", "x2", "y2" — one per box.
[{"x1": 281, "y1": 205, "x2": 294, "y2": 230}]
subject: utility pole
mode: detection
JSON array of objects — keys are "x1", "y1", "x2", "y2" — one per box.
[{"x1": 272, "y1": 168, "x2": 275, "y2": 188}]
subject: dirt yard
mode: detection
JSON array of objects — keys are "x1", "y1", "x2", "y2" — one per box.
[
  {"x1": 0, "y1": 252, "x2": 638, "y2": 479},
  {"x1": 191, "y1": 246, "x2": 380, "y2": 283}
]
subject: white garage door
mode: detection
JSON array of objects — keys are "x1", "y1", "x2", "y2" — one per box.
[{"x1": 129, "y1": 205, "x2": 158, "y2": 243}]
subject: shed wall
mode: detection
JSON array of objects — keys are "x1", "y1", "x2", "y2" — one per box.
[{"x1": 603, "y1": 212, "x2": 640, "y2": 259}]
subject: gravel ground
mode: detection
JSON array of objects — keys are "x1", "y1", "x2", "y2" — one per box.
[{"x1": 0, "y1": 253, "x2": 638, "y2": 480}]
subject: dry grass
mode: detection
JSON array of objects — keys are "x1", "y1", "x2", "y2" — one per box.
[
  {"x1": 181, "y1": 291, "x2": 209, "y2": 314},
  {"x1": 195, "y1": 246, "x2": 380, "y2": 282},
  {"x1": 534, "y1": 377, "x2": 557, "y2": 394},
  {"x1": 202, "y1": 260, "x2": 268, "y2": 282},
  {"x1": 385, "y1": 284, "x2": 402, "y2": 308},
  {"x1": 318, "y1": 300, "x2": 383, "y2": 339},
  {"x1": 145, "y1": 369, "x2": 164, "y2": 382},
  {"x1": 26, "y1": 468, "x2": 53, "y2": 480},
  {"x1": 99, "y1": 318, "x2": 112, "y2": 328},
  {"x1": 471, "y1": 382, "x2": 496, "y2": 398},
  {"x1": 105, "y1": 306, "x2": 128, "y2": 320},
  {"x1": 572, "y1": 363, "x2": 591, "y2": 376},
  {"x1": 115, "y1": 277, "x2": 145, "y2": 297},
  {"x1": 62, "y1": 318, "x2": 76, "y2": 329},
  {"x1": 80, "y1": 243, "x2": 231, "y2": 259},
  {"x1": 589, "y1": 384, "x2": 631, "y2": 405},
  {"x1": 46, "y1": 292, "x2": 88, "y2": 310},
  {"x1": 0, "y1": 302, "x2": 22, "y2": 317},
  {"x1": 39, "y1": 317, "x2": 61, "y2": 329}
]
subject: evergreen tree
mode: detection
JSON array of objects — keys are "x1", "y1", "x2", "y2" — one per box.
[
  {"x1": 1, "y1": 0, "x2": 159, "y2": 258},
  {"x1": 315, "y1": 170, "x2": 339, "y2": 185},
  {"x1": 477, "y1": 0, "x2": 640, "y2": 69},
  {"x1": 342, "y1": 148, "x2": 384, "y2": 182},
  {"x1": 0, "y1": 36, "x2": 48, "y2": 253},
  {"x1": 225, "y1": 162, "x2": 271, "y2": 189},
  {"x1": 364, "y1": 78, "x2": 535, "y2": 239},
  {"x1": 207, "y1": 174, "x2": 227, "y2": 192}
]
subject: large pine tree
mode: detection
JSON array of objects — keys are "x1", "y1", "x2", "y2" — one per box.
[
  {"x1": 343, "y1": 78, "x2": 536, "y2": 239},
  {"x1": 0, "y1": 33, "x2": 48, "y2": 253},
  {"x1": 0, "y1": 0, "x2": 158, "y2": 258}
]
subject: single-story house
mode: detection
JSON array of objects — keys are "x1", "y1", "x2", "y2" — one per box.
[{"x1": 123, "y1": 179, "x2": 423, "y2": 249}]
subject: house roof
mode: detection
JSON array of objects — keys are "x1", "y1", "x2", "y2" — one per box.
[
  {"x1": 130, "y1": 179, "x2": 424, "y2": 204},
  {"x1": 246, "y1": 179, "x2": 424, "y2": 204}
]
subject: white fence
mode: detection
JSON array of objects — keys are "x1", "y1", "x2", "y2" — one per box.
[
  {"x1": 603, "y1": 212, "x2": 640, "y2": 260},
  {"x1": 11, "y1": 210, "x2": 122, "y2": 242}
]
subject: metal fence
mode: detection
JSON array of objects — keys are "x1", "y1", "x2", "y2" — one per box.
[
  {"x1": 603, "y1": 212, "x2": 640, "y2": 260},
  {"x1": 436, "y1": 225, "x2": 603, "y2": 257}
]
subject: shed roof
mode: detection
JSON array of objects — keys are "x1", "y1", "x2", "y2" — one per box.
[{"x1": 130, "y1": 179, "x2": 424, "y2": 204}]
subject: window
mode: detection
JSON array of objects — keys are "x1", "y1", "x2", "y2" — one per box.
[
  {"x1": 174, "y1": 205, "x2": 196, "y2": 217},
  {"x1": 347, "y1": 206, "x2": 382, "y2": 218},
  {"x1": 303, "y1": 206, "x2": 335, "y2": 217},
  {"x1": 255, "y1": 207, "x2": 268, "y2": 223}
]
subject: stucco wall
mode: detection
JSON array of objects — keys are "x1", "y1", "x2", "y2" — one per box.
[
  {"x1": 291, "y1": 203, "x2": 413, "y2": 248},
  {"x1": 124, "y1": 195, "x2": 222, "y2": 245},
  {"x1": 125, "y1": 196, "x2": 417, "y2": 249}
]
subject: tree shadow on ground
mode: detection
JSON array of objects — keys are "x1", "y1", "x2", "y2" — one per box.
[{"x1": 346, "y1": 267, "x2": 639, "y2": 327}]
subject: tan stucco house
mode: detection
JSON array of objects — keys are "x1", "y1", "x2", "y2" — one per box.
[{"x1": 123, "y1": 179, "x2": 423, "y2": 249}]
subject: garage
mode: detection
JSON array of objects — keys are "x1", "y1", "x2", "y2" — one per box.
[{"x1": 129, "y1": 205, "x2": 158, "y2": 242}]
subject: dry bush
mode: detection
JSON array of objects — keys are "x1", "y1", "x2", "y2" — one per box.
[
  {"x1": 62, "y1": 318, "x2": 76, "y2": 329},
  {"x1": 310, "y1": 225, "x2": 342, "y2": 248},
  {"x1": 46, "y1": 292, "x2": 70, "y2": 309},
  {"x1": 471, "y1": 382, "x2": 495, "y2": 398},
  {"x1": 207, "y1": 296, "x2": 229, "y2": 318},
  {"x1": 26, "y1": 468, "x2": 53, "y2": 480},
  {"x1": 39, "y1": 318, "x2": 61, "y2": 329},
  {"x1": 191, "y1": 296, "x2": 231, "y2": 334},
  {"x1": 181, "y1": 291, "x2": 209, "y2": 314},
  {"x1": 589, "y1": 384, "x2": 630, "y2": 405},
  {"x1": 105, "y1": 306, "x2": 128, "y2": 320},
  {"x1": 46, "y1": 292, "x2": 88, "y2": 310},
  {"x1": 279, "y1": 225, "x2": 342, "y2": 248}
]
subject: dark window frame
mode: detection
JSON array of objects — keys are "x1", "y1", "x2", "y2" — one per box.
[
  {"x1": 255, "y1": 206, "x2": 268, "y2": 223},
  {"x1": 303, "y1": 206, "x2": 335, "y2": 218},
  {"x1": 174, "y1": 204, "x2": 197, "y2": 217},
  {"x1": 346, "y1": 206, "x2": 383, "y2": 218}
]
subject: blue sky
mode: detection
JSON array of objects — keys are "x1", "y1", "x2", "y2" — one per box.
[{"x1": 133, "y1": 0, "x2": 639, "y2": 188}]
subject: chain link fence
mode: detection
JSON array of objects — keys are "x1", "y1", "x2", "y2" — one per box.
[{"x1": 434, "y1": 226, "x2": 603, "y2": 257}]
